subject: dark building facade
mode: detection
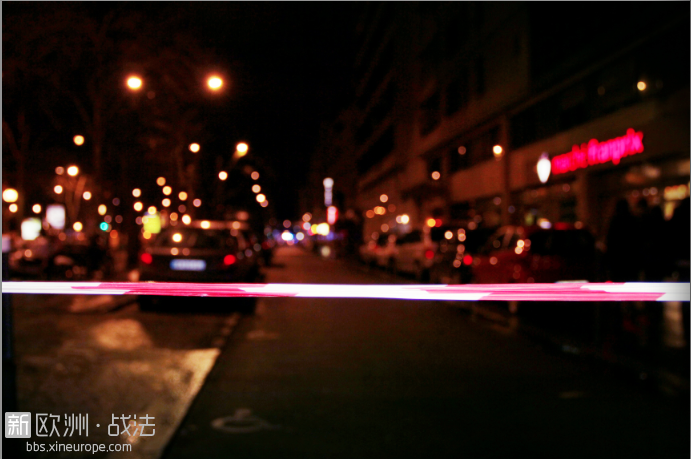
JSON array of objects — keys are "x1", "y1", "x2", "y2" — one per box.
[{"x1": 304, "y1": 3, "x2": 689, "y2": 244}]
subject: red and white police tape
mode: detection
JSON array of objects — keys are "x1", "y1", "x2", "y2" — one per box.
[{"x1": 1, "y1": 281, "x2": 689, "y2": 302}]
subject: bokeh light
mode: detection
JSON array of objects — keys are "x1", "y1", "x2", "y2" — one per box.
[{"x1": 3, "y1": 188, "x2": 19, "y2": 203}]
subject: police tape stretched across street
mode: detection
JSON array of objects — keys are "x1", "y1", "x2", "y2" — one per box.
[{"x1": 2, "y1": 281, "x2": 689, "y2": 302}]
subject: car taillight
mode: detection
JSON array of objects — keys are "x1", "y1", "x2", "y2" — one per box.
[
  {"x1": 140, "y1": 253, "x2": 153, "y2": 265},
  {"x1": 425, "y1": 250, "x2": 435, "y2": 260},
  {"x1": 463, "y1": 255, "x2": 473, "y2": 266},
  {"x1": 223, "y1": 254, "x2": 236, "y2": 266}
]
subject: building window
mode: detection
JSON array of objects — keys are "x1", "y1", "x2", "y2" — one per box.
[
  {"x1": 475, "y1": 57, "x2": 485, "y2": 96},
  {"x1": 449, "y1": 145, "x2": 468, "y2": 172},
  {"x1": 428, "y1": 157, "x2": 442, "y2": 177},
  {"x1": 357, "y1": 126, "x2": 395, "y2": 174},
  {"x1": 445, "y1": 70, "x2": 469, "y2": 116},
  {"x1": 420, "y1": 91, "x2": 441, "y2": 136}
]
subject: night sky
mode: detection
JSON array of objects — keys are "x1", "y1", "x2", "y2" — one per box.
[
  {"x1": 3, "y1": 2, "x2": 361, "y2": 220},
  {"x1": 182, "y1": 3, "x2": 360, "y2": 219}
]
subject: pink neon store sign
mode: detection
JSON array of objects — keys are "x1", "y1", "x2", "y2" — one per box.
[{"x1": 551, "y1": 128, "x2": 644, "y2": 175}]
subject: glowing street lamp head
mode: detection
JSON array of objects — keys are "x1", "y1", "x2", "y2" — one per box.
[
  {"x1": 493, "y1": 145, "x2": 504, "y2": 158},
  {"x1": 189, "y1": 143, "x2": 200, "y2": 153},
  {"x1": 132, "y1": 188, "x2": 141, "y2": 198},
  {"x1": 251, "y1": 171, "x2": 260, "y2": 180},
  {"x1": 82, "y1": 191, "x2": 92, "y2": 200},
  {"x1": 67, "y1": 166, "x2": 79, "y2": 176},
  {"x1": 73, "y1": 222, "x2": 83, "y2": 232},
  {"x1": 32, "y1": 204, "x2": 42, "y2": 214},
  {"x1": 156, "y1": 177, "x2": 166, "y2": 186},
  {"x1": 537, "y1": 153, "x2": 552, "y2": 184},
  {"x1": 178, "y1": 191, "x2": 188, "y2": 201},
  {"x1": 236, "y1": 142, "x2": 249, "y2": 157},
  {"x1": 54, "y1": 185, "x2": 64, "y2": 194},
  {"x1": 323, "y1": 178, "x2": 334, "y2": 188},
  {"x1": 162, "y1": 186, "x2": 172, "y2": 196},
  {"x1": 256, "y1": 194, "x2": 266, "y2": 203},
  {"x1": 252, "y1": 184, "x2": 261, "y2": 193},
  {"x1": 219, "y1": 171, "x2": 228, "y2": 181},
  {"x1": 126, "y1": 76, "x2": 143, "y2": 90},
  {"x1": 2, "y1": 188, "x2": 19, "y2": 203},
  {"x1": 73, "y1": 135, "x2": 85, "y2": 146},
  {"x1": 207, "y1": 76, "x2": 223, "y2": 90},
  {"x1": 98, "y1": 205, "x2": 107, "y2": 216}
]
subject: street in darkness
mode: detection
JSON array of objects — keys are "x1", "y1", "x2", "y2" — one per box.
[{"x1": 163, "y1": 247, "x2": 688, "y2": 459}]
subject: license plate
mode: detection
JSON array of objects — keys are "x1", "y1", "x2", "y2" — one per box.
[{"x1": 170, "y1": 259, "x2": 206, "y2": 271}]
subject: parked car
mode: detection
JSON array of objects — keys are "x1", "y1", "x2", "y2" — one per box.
[
  {"x1": 388, "y1": 227, "x2": 448, "y2": 281},
  {"x1": 429, "y1": 226, "x2": 496, "y2": 284},
  {"x1": 359, "y1": 233, "x2": 393, "y2": 268},
  {"x1": 138, "y1": 222, "x2": 259, "y2": 312},
  {"x1": 471, "y1": 224, "x2": 598, "y2": 284},
  {"x1": 9, "y1": 234, "x2": 112, "y2": 280}
]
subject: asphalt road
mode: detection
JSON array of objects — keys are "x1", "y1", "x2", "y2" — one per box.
[{"x1": 162, "y1": 247, "x2": 689, "y2": 459}]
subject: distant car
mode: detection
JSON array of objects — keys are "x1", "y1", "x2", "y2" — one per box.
[
  {"x1": 138, "y1": 222, "x2": 259, "y2": 312},
  {"x1": 429, "y1": 226, "x2": 496, "y2": 284},
  {"x1": 471, "y1": 224, "x2": 597, "y2": 284}
]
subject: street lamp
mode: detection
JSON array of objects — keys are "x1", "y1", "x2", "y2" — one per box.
[
  {"x1": 73, "y1": 135, "x2": 85, "y2": 146},
  {"x1": 67, "y1": 166, "x2": 79, "y2": 177},
  {"x1": 2, "y1": 188, "x2": 18, "y2": 203},
  {"x1": 218, "y1": 171, "x2": 228, "y2": 181},
  {"x1": 126, "y1": 76, "x2": 143, "y2": 91},
  {"x1": 236, "y1": 142, "x2": 249, "y2": 157},
  {"x1": 189, "y1": 143, "x2": 200, "y2": 153},
  {"x1": 207, "y1": 76, "x2": 223, "y2": 91}
]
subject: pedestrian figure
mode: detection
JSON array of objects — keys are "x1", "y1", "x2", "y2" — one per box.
[{"x1": 606, "y1": 199, "x2": 641, "y2": 282}]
